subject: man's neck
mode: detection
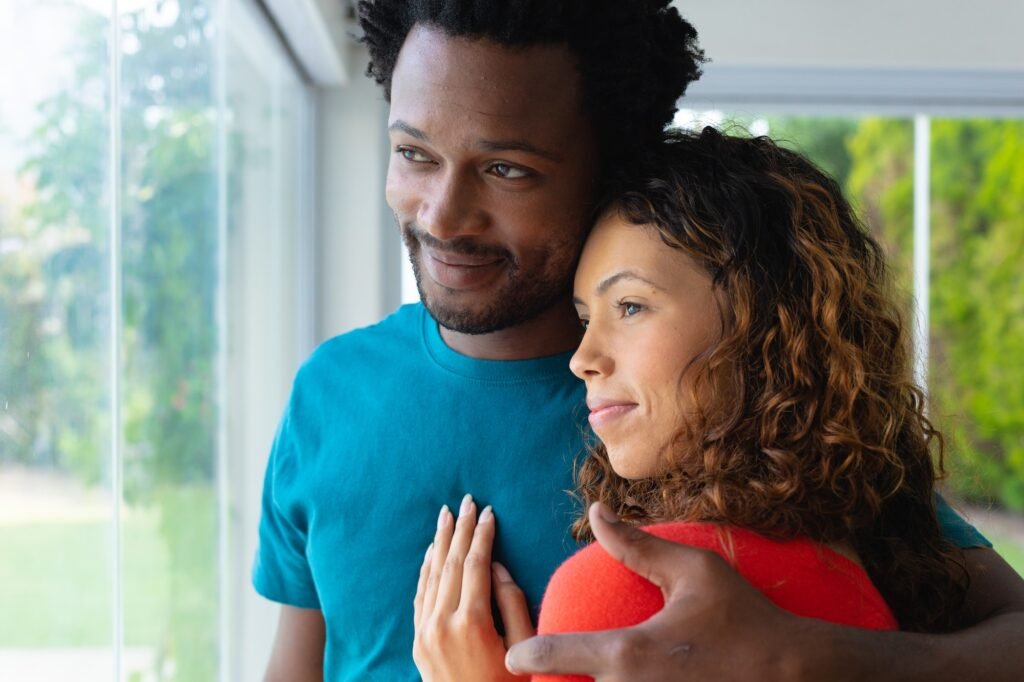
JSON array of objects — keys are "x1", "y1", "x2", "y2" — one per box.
[{"x1": 438, "y1": 298, "x2": 583, "y2": 361}]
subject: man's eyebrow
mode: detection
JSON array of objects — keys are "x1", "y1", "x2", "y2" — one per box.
[
  {"x1": 389, "y1": 120, "x2": 428, "y2": 140},
  {"x1": 477, "y1": 138, "x2": 563, "y2": 162},
  {"x1": 389, "y1": 120, "x2": 562, "y2": 162}
]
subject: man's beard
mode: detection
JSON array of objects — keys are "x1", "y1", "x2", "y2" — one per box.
[{"x1": 402, "y1": 225, "x2": 575, "y2": 335}]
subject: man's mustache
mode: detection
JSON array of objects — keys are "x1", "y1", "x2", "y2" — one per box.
[{"x1": 404, "y1": 225, "x2": 514, "y2": 263}]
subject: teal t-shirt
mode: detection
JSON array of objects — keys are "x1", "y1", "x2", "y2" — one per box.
[
  {"x1": 253, "y1": 304, "x2": 586, "y2": 680},
  {"x1": 253, "y1": 303, "x2": 989, "y2": 681}
]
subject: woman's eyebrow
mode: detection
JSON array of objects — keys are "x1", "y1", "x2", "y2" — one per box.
[
  {"x1": 596, "y1": 270, "x2": 666, "y2": 294},
  {"x1": 573, "y1": 270, "x2": 667, "y2": 305}
]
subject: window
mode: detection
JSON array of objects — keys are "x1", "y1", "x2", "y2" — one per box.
[
  {"x1": 678, "y1": 109, "x2": 1024, "y2": 572},
  {"x1": 0, "y1": 1, "x2": 313, "y2": 679}
]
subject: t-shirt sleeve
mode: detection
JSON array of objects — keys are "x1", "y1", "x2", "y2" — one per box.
[
  {"x1": 251, "y1": 408, "x2": 321, "y2": 609},
  {"x1": 935, "y1": 491, "x2": 992, "y2": 549}
]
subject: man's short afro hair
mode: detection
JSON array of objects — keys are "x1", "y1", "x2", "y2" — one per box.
[{"x1": 356, "y1": 0, "x2": 705, "y2": 169}]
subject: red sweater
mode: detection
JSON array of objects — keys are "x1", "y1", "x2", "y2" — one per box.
[{"x1": 535, "y1": 522, "x2": 897, "y2": 682}]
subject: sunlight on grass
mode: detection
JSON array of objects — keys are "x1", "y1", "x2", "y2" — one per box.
[{"x1": 0, "y1": 513, "x2": 169, "y2": 646}]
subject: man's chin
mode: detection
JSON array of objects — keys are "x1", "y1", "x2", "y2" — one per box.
[
  {"x1": 416, "y1": 270, "x2": 569, "y2": 337},
  {"x1": 425, "y1": 299, "x2": 512, "y2": 336},
  {"x1": 419, "y1": 287, "x2": 524, "y2": 336}
]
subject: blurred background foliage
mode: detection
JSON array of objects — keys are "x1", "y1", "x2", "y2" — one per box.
[
  {"x1": 768, "y1": 115, "x2": 1024, "y2": 511},
  {"x1": 1, "y1": 1, "x2": 220, "y2": 679}
]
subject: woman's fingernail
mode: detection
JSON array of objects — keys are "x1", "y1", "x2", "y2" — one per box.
[
  {"x1": 479, "y1": 505, "x2": 493, "y2": 523},
  {"x1": 492, "y1": 562, "x2": 513, "y2": 583},
  {"x1": 459, "y1": 493, "x2": 473, "y2": 517},
  {"x1": 425, "y1": 543, "x2": 433, "y2": 560},
  {"x1": 595, "y1": 501, "x2": 620, "y2": 524},
  {"x1": 437, "y1": 505, "x2": 449, "y2": 529}
]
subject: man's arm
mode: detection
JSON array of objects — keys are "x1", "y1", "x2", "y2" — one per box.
[
  {"x1": 799, "y1": 547, "x2": 1024, "y2": 682},
  {"x1": 505, "y1": 503, "x2": 1024, "y2": 682},
  {"x1": 263, "y1": 605, "x2": 325, "y2": 682}
]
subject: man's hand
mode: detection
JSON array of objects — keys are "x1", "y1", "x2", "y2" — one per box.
[
  {"x1": 505, "y1": 502, "x2": 807, "y2": 681},
  {"x1": 507, "y1": 503, "x2": 1024, "y2": 682}
]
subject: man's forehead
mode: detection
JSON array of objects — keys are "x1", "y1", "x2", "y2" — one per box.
[{"x1": 389, "y1": 25, "x2": 584, "y2": 128}]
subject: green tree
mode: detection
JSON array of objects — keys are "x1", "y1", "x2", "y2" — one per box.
[
  {"x1": 845, "y1": 117, "x2": 1024, "y2": 510},
  {"x1": 2, "y1": 7, "x2": 111, "y2": 482},
  {"x1": 928, "y1": 120, "x2": 1024, "y2": 510},
  {"x1": 5, "y1": 1, "x2": 223, "y2": 678}
]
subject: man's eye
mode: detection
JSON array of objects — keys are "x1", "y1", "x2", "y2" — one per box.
[
  {"x1": 490, "y1": 163, "x2": 529, "y2": 179},
  {"x1": 398, "y1": 147, "x2": 430, "y2": 163}
]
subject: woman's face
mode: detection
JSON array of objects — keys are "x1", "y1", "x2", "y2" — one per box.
[{"x1": 570, "y1": 210, "x2": 721, "y2": 479}]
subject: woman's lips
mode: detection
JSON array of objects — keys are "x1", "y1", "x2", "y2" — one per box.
[
  {"x1": 587, "y1": 401, "x2": 638, "y2": 429},
  {"x1": 423, "y1": 249, "x2": 505, "y2": 290}
]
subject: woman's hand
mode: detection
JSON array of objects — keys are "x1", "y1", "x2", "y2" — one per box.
[{"x1": 413, "y1": 495, "x2": 535, "y2": 682}]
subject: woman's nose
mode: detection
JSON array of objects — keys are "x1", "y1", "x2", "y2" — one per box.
[{"x1": 570, "y1": 327, "x2": 613, "y2": 380}]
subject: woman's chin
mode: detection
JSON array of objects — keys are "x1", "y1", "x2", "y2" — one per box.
[{"x1": 608, "y1": 447, "x2": 658, "y2": 480}]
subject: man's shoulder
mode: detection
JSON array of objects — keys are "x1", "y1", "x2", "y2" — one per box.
[
  {"x1": 307, "y1": 303, "x2": 422, "y2": 364},
  {"x1": 287, "y1": 304, "x2": 424, "y2": 393}
]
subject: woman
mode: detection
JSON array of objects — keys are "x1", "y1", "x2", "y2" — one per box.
[{"x1": 411, "y1": 128, "x2": 969, "y2": 681}]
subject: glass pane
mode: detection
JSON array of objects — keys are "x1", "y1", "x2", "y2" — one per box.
[
  {"x1": 118, "y1": 1, "x2": 220, "y2": 679},
  {"x1": 0, "y1": 1, "x2": 114, "y2": 680},
  {"x1": 223, "y1": 1, "x2": 312, "y2": 673},
  {"x1": 929, "y1": 118, "x2": 1024, "y2": 576}
]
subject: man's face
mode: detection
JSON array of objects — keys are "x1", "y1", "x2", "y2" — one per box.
[{"x1": 385, "y1": 25, "x2": 598, "y2": 335}]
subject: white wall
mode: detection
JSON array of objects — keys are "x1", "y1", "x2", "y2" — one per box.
[
  {"x1": 314, "y1": 42, "x2": 401, "y2": 341},
  {"x1": 679, "y1": 0, "x2": 1024, "y2": 70}
]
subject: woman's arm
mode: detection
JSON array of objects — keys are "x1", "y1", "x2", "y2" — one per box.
[
  {"x1": 506, "y1": 503, "x2": 1024, "y2": 682},
  {"x1": 263, "y1": 605, "x2": 326, "y2": 682},
  {"x1": 413, "y1": 495, "x2": 534, "y2": 682}
]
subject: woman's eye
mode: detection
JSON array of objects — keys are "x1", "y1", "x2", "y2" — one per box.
[
  {"x1": 490, "y1": 163, "x2": 529, "y2": 179},
  {"x1": 621, "y1": 302, "x2": 644, "y2": 317},
  {"x1": 578, "y1": 318, "x2": 590, "y2": 330}
]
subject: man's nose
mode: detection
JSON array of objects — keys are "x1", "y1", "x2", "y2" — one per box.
[{"x1": 417, "y1": 170, "x2": 487, "y2": 240}]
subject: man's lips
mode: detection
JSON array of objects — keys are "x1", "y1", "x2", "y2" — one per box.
[
  {"x1": 422, "y1": 248, "x2": 506, "y2": 290},
  {"x1": 427, "y1": 249, "x2": 504, "y2": 267},
  {"x1": 586, "y1": 397, "x2": 638, "y2": 429}
]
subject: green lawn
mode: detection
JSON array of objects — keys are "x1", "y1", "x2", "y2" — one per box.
[
  {"x1": 0, "y1": 484, "x2": 217, "y2": 662},
  {"x1": 0, "y1": 513, "x2": 171, "y2": 646},
  {"x1": 0, "y1": 485, "x2": 219, "y2": 681}
]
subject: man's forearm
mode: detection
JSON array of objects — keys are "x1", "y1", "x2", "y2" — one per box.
[{"x1": 797, "y1": 611, "x2": 1024, "y2": 682}]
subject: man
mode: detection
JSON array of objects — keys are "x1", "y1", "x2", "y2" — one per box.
[{"x1": 255, "y1": 2, "x2": 1024, "y2": 680}]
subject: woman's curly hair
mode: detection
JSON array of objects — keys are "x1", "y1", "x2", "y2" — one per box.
[
  {"x1": 356, "y1": 0, "x2": 705, "y2": 170},
  {"x1": 574, "y1": 127, "x2": 969, "y2": 633}
]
